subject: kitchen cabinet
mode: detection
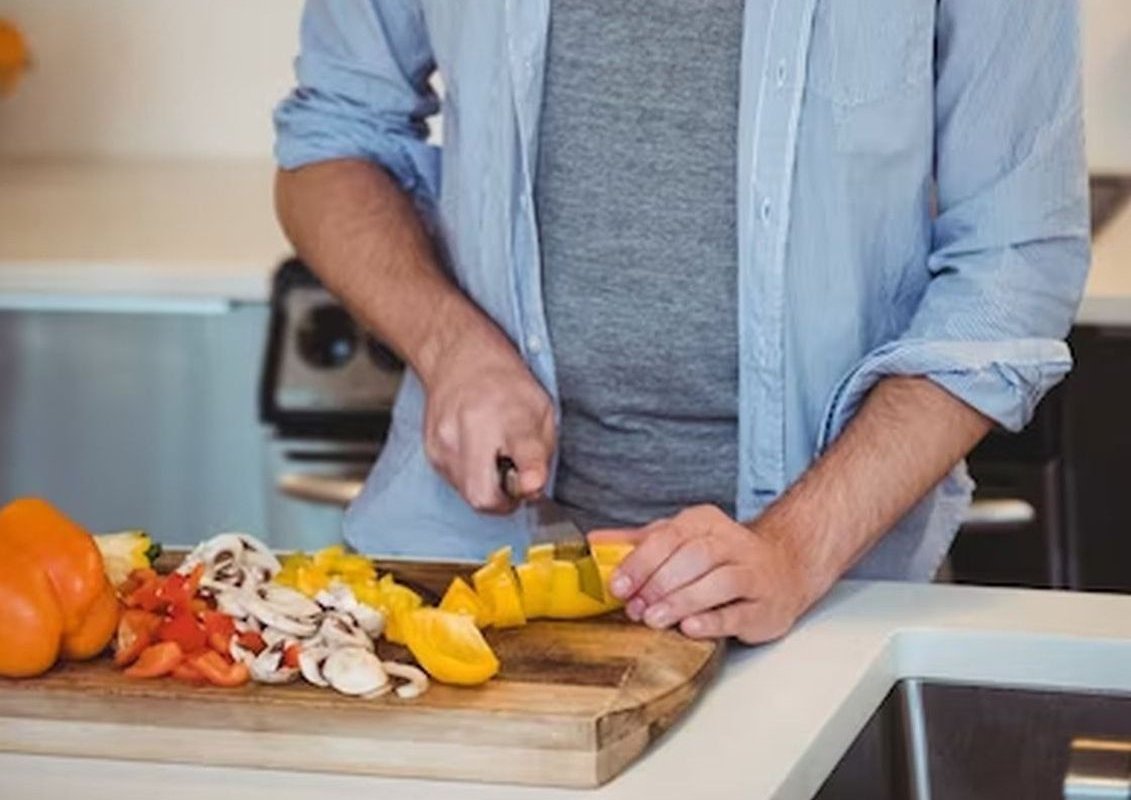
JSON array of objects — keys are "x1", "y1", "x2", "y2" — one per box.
[{"x1": 0, "y1": 304, "x2": 270, "y2": 545}]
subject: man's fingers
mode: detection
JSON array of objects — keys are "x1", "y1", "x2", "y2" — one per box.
[
  {"x1": 587, "y1": 517, "x2": 668, "y2": 546},
  {"x1": 640, "y1": 565, "x2": 747, "y2": 629},
  {"x1": 461, "y1": 436, "x2": 514, "y2": 514},
  {"x1": 608, "y1": 521, "x2": 692, "y2": 600},
  {"x1": 502, "y1": 434, "x2": 552, "y2": 499},
  {"x1": 633, "y1": 535, "x2": 728, "y2": 607},
  {"x1": 679, "y1": 601, "x2": 790, "y2": 645}
]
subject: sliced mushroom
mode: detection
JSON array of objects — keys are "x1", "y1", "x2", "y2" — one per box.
[
  {"x1": 229, "y1": 638, "x2": 257, "y2": 666},
  {"x1": 242, "y1": 594, "x2": 319, "y2": 638},
  {"x1": 315, "y1": 583, "x2": 358, "y2": 612},
  {"x1": 384, "y1": 661, "x2": 429, "y2": 700},
  {"x1": 249, "y1": 642, "x2": 299, "y2": 684},
  {"x1": 351, "y1": 603, "x2": 385, "y2": 639},
  {"x1": 321, "y1": 648, "x2": 388, "y2": 697},
  {"x1": 260, "y1": 627, "x2": 291, "y2": 647},
  {"x1": 318, "y1": 614, "x2": 373, "y2": 652},
  {"x1": 259, "y1": 584, "x2": 322, "y2": 620},
  {"x1": 362, "y1": 683, "x2": 394, "y2": 700},
  {"x1": 214, "y1": 588, "x2": 251, "y2": 619},
  {"x1": 178, "y1": 533, "x2": 246, "y2": 574},
  {"x1": 297, "y1": 645, "x2": 332, "y2": 687}
]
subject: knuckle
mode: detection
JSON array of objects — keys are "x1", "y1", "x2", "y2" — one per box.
[{"x1": 435, "y1": 418, "x2": 460, "y2": 449}]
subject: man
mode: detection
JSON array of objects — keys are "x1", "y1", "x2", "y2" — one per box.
[{"x1": 274, "y1": 1, "x2": 1089, "y2": 644}]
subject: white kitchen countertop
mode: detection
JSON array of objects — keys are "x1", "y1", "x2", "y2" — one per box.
[
  {"x1": 5, "y1": 580, "x2": 1131, "y2": 799},
  {"x1": 1, "y1": 158, "x2": 1130, "y2": 322}
]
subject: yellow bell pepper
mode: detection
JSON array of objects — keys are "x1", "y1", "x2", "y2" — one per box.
[
  {"x1": 544, "y1": 559, "x2": 621, "y2": 619},
  {"x1": 471, "y1": 560, "x2": 502, "y2": 623},
  {"x1": 526, "y1": 542, "x2": 555, "y2": 563},
  {"x1": 486, "y1": 545, "x2": 513, "y2": 569},
  {"x1": 404, "y1": 608, "x2": 499, "y2": 686},
  {"x1": 439, "y1": 576, "x2": 489, "y2": 627},
  {"x1": 514, "y1": 560, "x2": 552, "y2": 618},
  {"x1": 380, "y1": 575, "x2": 424, "y2": 644},
  {"x1": 485, "y1": 569, "x2": 526, "y2": 629},
  {"x1": 94, "y1": 531, "x2": 161, "y2": 589},
  {"x1": 590, "y1": 541, "x2": 634, "y2": 569}
]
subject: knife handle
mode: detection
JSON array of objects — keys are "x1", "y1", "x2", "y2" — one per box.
[{"x1": 496, "y1": 454, "x2": 522, "y2": 500}]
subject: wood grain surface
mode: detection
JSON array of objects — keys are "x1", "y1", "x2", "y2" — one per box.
[{"x1": 0, "y1": 559, "x2": 724, "y2": 788}]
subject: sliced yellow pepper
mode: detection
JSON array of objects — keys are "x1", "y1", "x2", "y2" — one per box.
[
  {"x1": 486, "y1": 569, "x2": 526, "y2": 629},
  {"x1": 471, "y1": 560, "x2": 502, "y2": 624},
  {"x1": 350, "y1": 577, "x2": 384, "y2": 610},
  {"x1": 379, "y1": 575, "x2": 424, "y2": 644},
  {"x1": 404, "y1": 608, "x2": 499, "y2": 686},
  {"x1": 312, "y1": 544, "x2": 346, "y2": 571},
  {"x1": 439, "y1": 576, "x2": 489, "y2": 627},
  {"x1": 514, "y1": 560, "x2": 552, "y2": 618},
  {"x1": 544, "y1": 559, "x2": 620, "y2": 619},
  {"x1": 590, "y1": 541, "x2": 634, "y2": 569},
  {"x1": 486, "y1": 545, "x2": 513, "y2": 570},
  {"x1": 526, "y1": 542, "x2": 555, "y2": 563},
  {"x1": 295, "y1": 564, "x2": 331, "y2": 596}
]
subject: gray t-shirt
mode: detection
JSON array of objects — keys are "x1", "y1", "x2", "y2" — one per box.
[{"x1": 536, "y1": 0, "x2": 744, "y2": 530}]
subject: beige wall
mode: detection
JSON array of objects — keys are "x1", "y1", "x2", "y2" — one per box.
[
  {"x1": 0, "y1": 0, "x2": 304, "y2": 159},
  {"x1": 0, "y1": 0, "x2": 1128, "y2": 170},
  {"x1": 1083, "y1": 0, "x2": 1131, "y2": 173}
]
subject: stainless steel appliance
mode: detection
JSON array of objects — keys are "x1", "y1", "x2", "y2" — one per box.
[{"x1": 258, "y1": 259, "x2": 403, "y2": 550}]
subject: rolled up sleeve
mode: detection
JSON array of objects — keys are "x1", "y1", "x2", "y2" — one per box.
[
  {"x1": 821, "y1": 0, "x2": 1090, "y2": 445},
  {"x1": 273, "y1": 0, "x2": 440, "y2": 208}
]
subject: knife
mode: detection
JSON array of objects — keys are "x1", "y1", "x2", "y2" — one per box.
[{"x1": 496, "y1": 454, "x2": 605, "y2": 602}]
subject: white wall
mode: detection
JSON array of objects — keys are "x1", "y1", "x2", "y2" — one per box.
[
  {"x1": 0, "y1": 0, "x2": 304, "y2": 159},
  {"x1": 0, "y1": 0, "x2": 1127, "y2": 169}
]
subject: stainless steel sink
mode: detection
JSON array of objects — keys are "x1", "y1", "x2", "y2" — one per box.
[{"x1": 815, "y1": 680, "x2": 1131, "y2": 800}]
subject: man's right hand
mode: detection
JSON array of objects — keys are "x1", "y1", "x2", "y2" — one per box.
[{"x1": 420, "y1": 317, "x2": 556, "y2": 514}]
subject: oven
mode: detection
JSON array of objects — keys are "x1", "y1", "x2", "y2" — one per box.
[{"x1": 258, "y1": 259, "x2": 403, "y2": 550}]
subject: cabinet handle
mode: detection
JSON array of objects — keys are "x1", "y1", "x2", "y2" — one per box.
[
  {"x1": 277, "y1": 473, "x2": 364, "y2": 507},
  {"x1": 961, "y1": 499, "x2": 1036, "y2": 528},
  {"x1": 1064, "y1": 738, "x2": 1131, "y2": 799}
]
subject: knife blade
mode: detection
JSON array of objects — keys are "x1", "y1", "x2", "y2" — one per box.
[{"x1": 496, "y1": 455, "x2": 605, "y2": 602}]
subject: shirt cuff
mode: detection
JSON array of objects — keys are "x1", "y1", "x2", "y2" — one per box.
[{"x1": 818, "y1": 337, "x2": 1072, "y2": 449}]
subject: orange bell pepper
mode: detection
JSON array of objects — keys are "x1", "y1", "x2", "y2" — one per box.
[{"x1": 0, "y1": 498, "x2": 121, "y2": 677}]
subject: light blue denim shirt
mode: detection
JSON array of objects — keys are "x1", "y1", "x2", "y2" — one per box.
[{"x1": 275, "y1": 0, "x2": 1090, "y2": 580}]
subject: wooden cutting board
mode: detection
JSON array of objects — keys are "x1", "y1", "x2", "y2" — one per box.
[{"x1": 0, "y1": 559, "x2": 724, "y2": 788}]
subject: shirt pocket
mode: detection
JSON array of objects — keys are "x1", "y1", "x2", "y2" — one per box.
[{"x1": 806, "y1": 0, "x2": 935, "y2": 107}]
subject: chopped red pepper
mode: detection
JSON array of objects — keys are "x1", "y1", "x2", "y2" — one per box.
[
  {"x1": 124, "y1": 641, "x2": 183, "y2": 679},
  {"x1": 235, "y1": 630, "x2": 267, "y2": 655},
  {"x1": 113, "y1": 609, "x2": 161, "y2": 667},
  {"x1": 156, "y1": 565, "x2": 204, "y2": 613},
  {"x1": 191, "y1": 651, "x2": 250, "y2": 688},
  {"x1": 171, "y1": 660, "x2": 207, "y2": 685},
  {"x1": 283, "y1": 643, "x2": 302, "y2": 670},
  {"x1": 157, "y1": 609, "x2": 208, "y2": 654},
  {"x1": 124, "y1": 571, "x2": 163, "y2": 613},
  {"x1": 201, "y1": 610, "x2": 235, "y2": 638}
]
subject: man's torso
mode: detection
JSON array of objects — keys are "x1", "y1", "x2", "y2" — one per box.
[{"x1": 536, "y1": 0, "x2": 744, "y2": 530}]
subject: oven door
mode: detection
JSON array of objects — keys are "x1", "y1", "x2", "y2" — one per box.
[{"x1": 262, "y1": 436, "x2": 376, "y2": 551}]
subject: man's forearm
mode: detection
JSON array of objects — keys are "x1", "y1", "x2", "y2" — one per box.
[
  {"x1": 756, "y1": 377, "x2": 993, "y2": 598},
  {"x1": 274, "y1": 159, "x2": 502, "y2": 386}
]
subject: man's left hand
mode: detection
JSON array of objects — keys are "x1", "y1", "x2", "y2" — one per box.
[{"x1": 590, "y1": 505, "x2": 822, "y2": 645}]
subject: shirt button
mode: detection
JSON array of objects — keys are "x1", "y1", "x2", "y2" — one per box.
[
  {"x1": 526, "y1": 334, "x2": 544, "y2": 354},
  {"x1": 776, "y1": 60, "x2": 787, "y2": 88},
  {"x1": 761, "y1": 197, "x2": 773, "y2": 223}
]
